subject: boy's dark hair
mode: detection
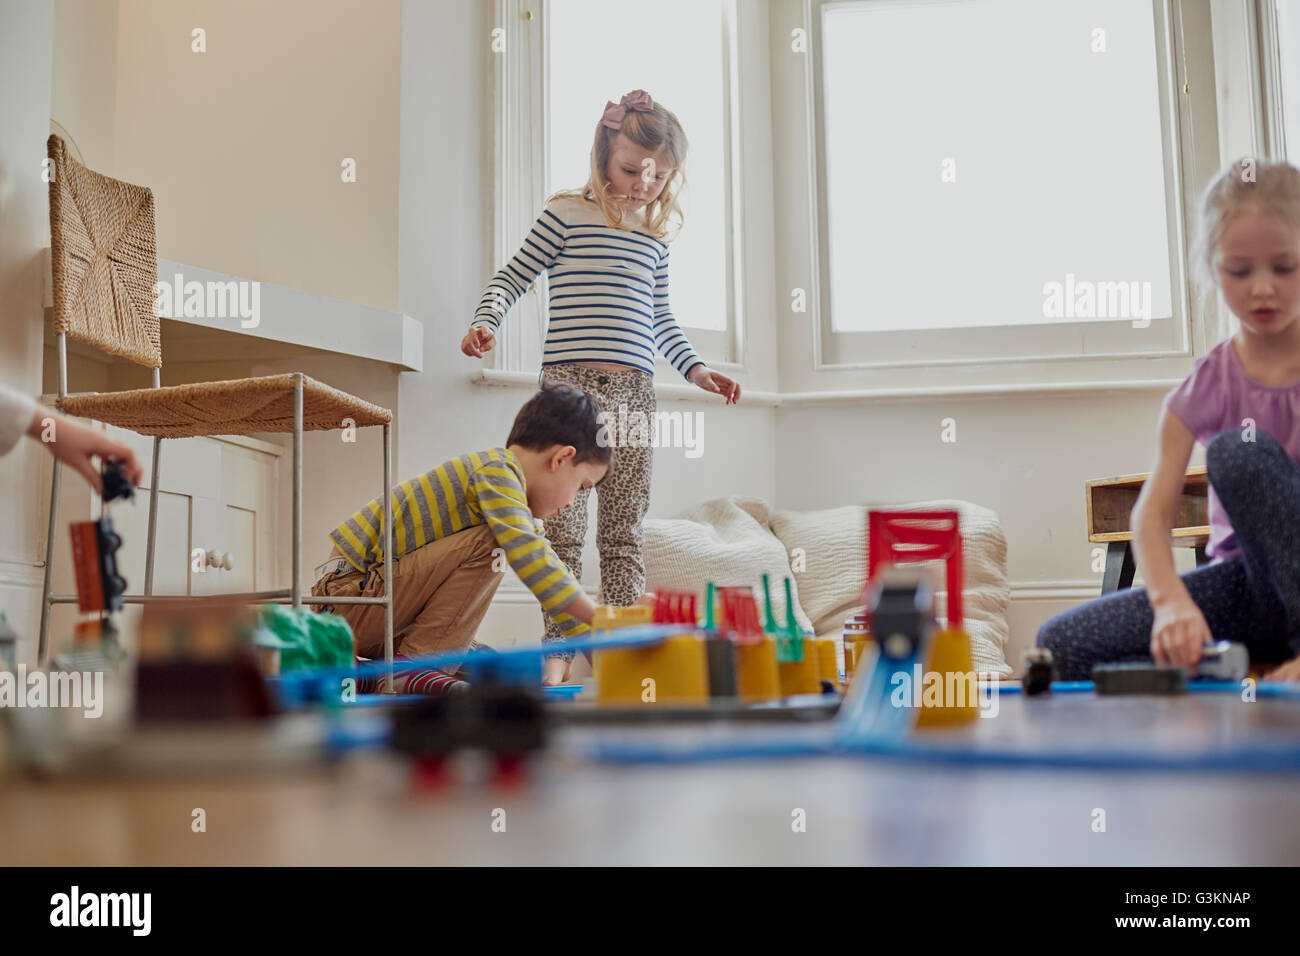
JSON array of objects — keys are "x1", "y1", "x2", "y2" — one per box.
[{"x1": 507, "y1": 382, "x2": 614, "y2": 467}]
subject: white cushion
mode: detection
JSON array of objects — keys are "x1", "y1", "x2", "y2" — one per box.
[
  {"x1": 768, "y1": 500, "x2": 1012, "y2": 677},
  {"x1": 643, "y1": 496, "x2": 813, "y2": 633}
]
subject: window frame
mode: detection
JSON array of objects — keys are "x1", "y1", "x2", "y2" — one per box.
[
  {"x1": 1260, "y1": 0, "x2": 1291, "y2": 160},
  {"x1": 803, "y1": 0, "x2": 1218, "y2": 377}
]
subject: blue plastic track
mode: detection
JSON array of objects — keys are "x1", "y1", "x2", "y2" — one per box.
[
  {"x1": 275, "y1": 638, "x2": 1300, "y2": 772},
  {"x1": 269, "y1": 623, "x2": 705, "y2": 705}
]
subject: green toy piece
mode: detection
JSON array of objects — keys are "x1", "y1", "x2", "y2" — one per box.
[
  {"x1": 765, "y1": 574, "x2": 804, "y2": 663},
  {"x1": 256, "y1": 605, "x2": 354, "y2": 673},
  {"x1": 761, "y1": 574, "x2": 779, "y2": 634},
  {"x1": 783, "y1": 577, "x2": 805, "y2": 663}
]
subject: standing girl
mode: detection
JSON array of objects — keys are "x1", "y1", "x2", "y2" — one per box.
[
  {"x1": 462, "y1": 89, "x2": 740, "y2": 682},
  {"x1": 1039, "y1": 159, "x2": 1300, "y2": 682}
]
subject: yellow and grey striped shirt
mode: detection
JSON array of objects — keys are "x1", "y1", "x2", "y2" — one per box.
[{"x1": 328, "y1": 447, "x2": 586, "y2": 636}]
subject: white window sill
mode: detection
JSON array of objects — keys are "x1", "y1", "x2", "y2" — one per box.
[
  {"x1": 471, "y1": 368, "x2": 1179, "y2": 406},
  {"x1": 470, "y1": 368, "x2": 782, "y2": 406},
  {"x1": 776, "y1": 377, "x2": 1183, "y2": 405}
]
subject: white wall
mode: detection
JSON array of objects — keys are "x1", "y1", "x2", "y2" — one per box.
[
  {"x1": 113, "y1": 0, "x2": 401, "y2": 312},
  {"x1": 50, "y1": 0, "x2": 117, "y2": 171},
  {"x1": 774, "y1": 392, "x2": 1203, "y2": 664},
  {"x1": 38, "y1": 0, "x2": 405, "y2": 616},
  {"x1": 0, "y1": 1, "x2": 55, "y2": 660}
]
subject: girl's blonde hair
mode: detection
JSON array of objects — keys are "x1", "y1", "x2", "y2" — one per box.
[
  {"x1": 1191, "y1": 158, "x2": 1300, "y2": 295},
  {"x1": 548, "y1": 97, "x2": 689, "y2": 243}
]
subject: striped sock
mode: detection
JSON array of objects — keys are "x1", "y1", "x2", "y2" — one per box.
[{"x1": 354, "y1": 665, "x2": 469, "y2": 696}]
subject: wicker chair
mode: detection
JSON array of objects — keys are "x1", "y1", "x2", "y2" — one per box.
[{"x1": 39, "y1": 135, "x2": 396, "y2": 682}]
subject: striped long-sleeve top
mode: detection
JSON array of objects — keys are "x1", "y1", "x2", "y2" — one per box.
[
  {"x1": 328, "y1": 447, "x2": 586, "y2": 637},
  {"x1": 471, "y1": 194, "x2": 705, "y2": 379}
]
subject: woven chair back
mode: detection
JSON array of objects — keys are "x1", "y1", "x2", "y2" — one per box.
[{"x1": 47, "y1": 135, "x2": 162, "y2": 369}]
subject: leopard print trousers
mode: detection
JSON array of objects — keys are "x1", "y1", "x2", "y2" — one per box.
[{"x1": 539, "y1": 363, "x2": 656, "y2": 658}]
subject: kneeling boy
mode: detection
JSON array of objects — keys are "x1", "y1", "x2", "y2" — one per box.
[{"x1": 312, "y1": 383, "x2": 610, "y2": 690}]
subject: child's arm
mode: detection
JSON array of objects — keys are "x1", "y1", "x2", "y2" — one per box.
[
  {"x1": 561, "y1": 592, "x2": 596, "y2": 627},
  {"x1": 470, "y1": 463, "x2": 592, "y2": 638},
  {"x1": 687, "y1": 365, "x2": 741, "y2": 404},
  {"x1": 1130, "y1": 408, "x2": 1209, "y2": 668},
  {"x1": 540, "y1": 594, "x2": 597, "y2": 686},
  {"x1": 462, "y1": 207, "x2": 566, "y2": 358},
  {"x1": 651, "y1": 247, "x2": 741, "y2": 403},
  {"x1": 539, "y1": 592, "x2": 657, "y2": 685}
]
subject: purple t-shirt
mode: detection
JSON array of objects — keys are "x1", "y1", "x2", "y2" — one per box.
[{"x1": 1163, "y1": 337, "x2": 1300, "y2": 559}]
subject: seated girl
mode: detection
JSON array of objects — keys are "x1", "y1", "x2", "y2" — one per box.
[{"x1": 1039, "y1": 159, "x2": 1300, "y2": 682}]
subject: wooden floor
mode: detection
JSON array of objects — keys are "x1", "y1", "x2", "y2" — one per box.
[{"x1": 3, "y1": 691, "x2": 1300, "y2": 865}]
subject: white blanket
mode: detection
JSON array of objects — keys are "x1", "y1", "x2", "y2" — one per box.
[{"x1": 642, "y1": 497, "x2": 813, "y2": 632}]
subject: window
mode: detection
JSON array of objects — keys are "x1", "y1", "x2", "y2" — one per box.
[
  {"x1": 489, "y1": 0, "x2": 742, "y2": 374},
  {"x1": 810, "y1": 0, "x2": 1194, "y2": 371},
  {"x1": 548, "y1": 0, "x2": 729, "y2": 337}
]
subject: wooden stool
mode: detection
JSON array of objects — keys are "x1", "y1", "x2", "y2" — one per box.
[{"x1": 1086, "y1": 468, "x2": 1210, "y2": 594}]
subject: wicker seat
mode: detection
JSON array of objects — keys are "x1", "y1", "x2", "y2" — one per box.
[
  {"x1": 58, "y1": 373, "x2": 392, "y2": 438},
  {"x1": 39, "y1": 135, "x2": 396, "y2": 681}
]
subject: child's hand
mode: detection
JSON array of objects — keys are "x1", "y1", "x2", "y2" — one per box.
[
  {"x1": 1264, "y1": 657, "x2": 1300, "y2": 682},
  {"x1": 542, "y1": 657, "x2": 571, "y2": 685},
  {"x1": 634, "y1": 592, "x2": 656, "y2": 607},
  {"x1": 1149, "y1": 594, "x2": 1212, "y2": 669},
  {"x1": 35, "y1": 412, "x2": 144, "y2": 496},
  {"x1": 461, "y1": 327, "x2": 496, "y2": 358},
  {"x1": 687, "y1": 366, "x2": 741, "y2": 404}
]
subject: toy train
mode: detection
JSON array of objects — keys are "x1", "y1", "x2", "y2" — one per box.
[{"x1": 68, "y1": 457, "x2": 133, "y2": 615}]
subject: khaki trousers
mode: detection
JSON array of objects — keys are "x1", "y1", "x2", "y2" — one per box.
[{"x1": 310, "y1": 525, "x2": 501, "y2": 659}]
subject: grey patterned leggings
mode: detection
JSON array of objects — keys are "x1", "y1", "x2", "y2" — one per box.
[
  {"x1": 1038, "y1": 428, "x2": 1300, "y2": 680},
  {"x1": 538, "y1": 364, "x2": 655, "y2": 656}
]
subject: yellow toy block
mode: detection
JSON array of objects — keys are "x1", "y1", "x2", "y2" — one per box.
[
  {"x1": 592, "y1": 604, "x2": 654, "y2": 630},
  {"x1": 814, "y1": 637, "x2": 838, "y2": 689},
  {"x1": 734, "y1": 638, "x2": 780, "y2": 702},
  {"x1": 592, "y1": 604, "x2": 708, "y2": 705},
  {"x1": 915, "y1": 626, "x2": 979, "y2": 726},
  {"x1": 777, "y1": 638, "x2": 821, "y2": 696}
]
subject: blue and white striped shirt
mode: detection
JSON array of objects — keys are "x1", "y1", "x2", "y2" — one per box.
[{"x1": 471, "y1": 195, "x2": 705, "y2": 380}]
